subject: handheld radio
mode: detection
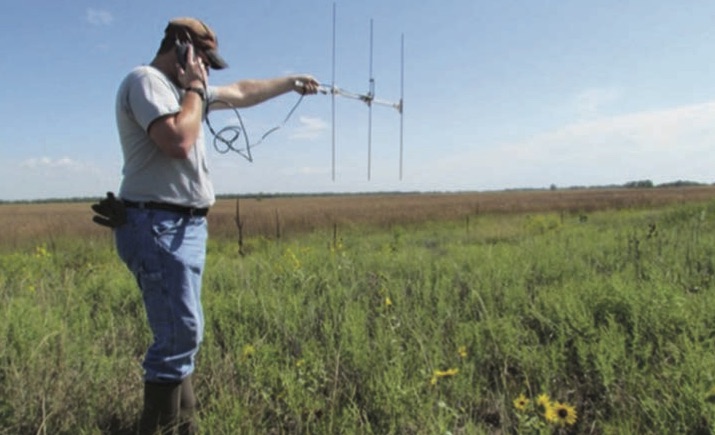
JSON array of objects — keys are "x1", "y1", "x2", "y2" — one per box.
[{"x1": 175, "y1": 32, "x2": 194, "y2": 69}]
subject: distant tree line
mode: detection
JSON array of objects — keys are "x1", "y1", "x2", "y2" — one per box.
[{"x1": 556, "y1": 180, "x2": 709, "y2": 191}]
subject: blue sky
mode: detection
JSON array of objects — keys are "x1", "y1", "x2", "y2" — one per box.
[{"x1": 2, "y1": 0, "x2": 715, "y2": 200}]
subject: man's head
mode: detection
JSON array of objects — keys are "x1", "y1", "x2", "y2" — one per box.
[{"x1": 162, "y1": 17, "x2": 228, "y2": 70}]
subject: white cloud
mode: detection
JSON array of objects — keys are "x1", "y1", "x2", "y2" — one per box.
[
  {"x1": 0, "y1": 156, "x2": 119, "y2": 201},
  {"x1": 293, "y1": 166, "x2": 331, "y2": 176},
  {"x1": 20, "y1": 156, "x2": 94, "y2": 171},
  {"x1": 430, "y1": 100, "x2": 715, "y2": 189},
  {"x1": 574, "y1": 88, "x2": 621, "y2": 119},
  {"x1": 289, "y1": 116, "x2": 328, "y2": 140},
  {"x1": 86, "y1": 9, "x2": 113, "y2": 26},
  {"x1": 538, "y1": 101, "x2": 715, "y2": 155},
  {"x1": 574, "y1": 87, "x2": 621, "y2": 118}
]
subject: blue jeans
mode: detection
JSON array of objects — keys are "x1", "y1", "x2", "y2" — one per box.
[{"x1": 115, "y1": 208, "x2": 207, "y2": 382}]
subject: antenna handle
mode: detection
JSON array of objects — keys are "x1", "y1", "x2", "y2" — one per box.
[{"x1": 294, "y1": 80, "x2": 330, "y2": 95}]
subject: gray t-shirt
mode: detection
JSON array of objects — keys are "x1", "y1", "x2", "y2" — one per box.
[{"x1": 115, "y1": 65, "x2": 216, "y2": 208}]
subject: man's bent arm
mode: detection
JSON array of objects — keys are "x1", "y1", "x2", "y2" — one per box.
[{"x1": 148, "y1": 89, "x2": 205, "y2": 159}]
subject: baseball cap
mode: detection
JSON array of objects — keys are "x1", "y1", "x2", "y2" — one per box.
[{"x1": 165, "y1": 17, "x2": 229, "y2": 70}]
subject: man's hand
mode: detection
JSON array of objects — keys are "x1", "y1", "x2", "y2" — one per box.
[
  {"x1": 177, "y1": 44, "x2": 208, "y2": 90},
  {"x1": 91, "y1": 192, "x2": 127, "y2": 228},
  {"x1": 292, "y1": 75, "x2": 320, "y2": 95}
]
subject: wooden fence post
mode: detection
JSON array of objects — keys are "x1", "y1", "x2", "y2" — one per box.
[
  {"x1": 235, "y1": 198, "x2": 245, "y2": 256},
  {"x1": 333, "y1": 223, "x2": 338, "y2": 250},
  {"x1": 275, "y1": 209, "x2": 281, "y2": 240}
]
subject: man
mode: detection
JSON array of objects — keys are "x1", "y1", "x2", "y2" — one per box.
[{"x1": 96, "y1": 17, "x2": 319, "y2": 434}]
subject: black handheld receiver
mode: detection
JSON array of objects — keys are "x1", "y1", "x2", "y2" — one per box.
[{"x1": 175, "y1": 31, "x2": 194, "y2": 69}]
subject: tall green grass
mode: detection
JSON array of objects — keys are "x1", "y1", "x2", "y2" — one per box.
[{"x1": 3, "y1": 203, "x2": 715, "y2": 433}]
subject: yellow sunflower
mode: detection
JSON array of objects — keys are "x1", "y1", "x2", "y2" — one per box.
[
  {"x1": 546, "y1": 401, "x2": 578, "y2": 426},
  {"x1": 513, "y1": 393, "x2": 529, "y2": 411}
]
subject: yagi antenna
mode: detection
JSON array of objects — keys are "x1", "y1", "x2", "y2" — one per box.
[{"x1": 300, "y1": 3, "x2": 405, "y2": 181}]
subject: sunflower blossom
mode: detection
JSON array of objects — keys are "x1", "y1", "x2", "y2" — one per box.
[
  {"x1": 546, "y1": 401, "x2": 578, "y2": 426},
  {"x1": 513, "y1": 393, "x2": 529, "y2": 411}
]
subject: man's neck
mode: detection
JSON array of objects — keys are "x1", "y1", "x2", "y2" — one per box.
[{"x1": 150, "y1": 54, "x2": 180, "y2": 87}]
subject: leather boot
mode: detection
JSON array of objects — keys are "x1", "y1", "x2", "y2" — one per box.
[
  {"x1": 138, "y1": 381, "x2": 182, "y2": 435},
  {"x1": 178, "y1": 375, "x2": 198, "y2": 435}
]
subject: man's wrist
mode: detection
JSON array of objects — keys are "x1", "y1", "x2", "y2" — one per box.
[
  {"x1": 187, "y1": 79, "x2": 205, "y2": 89},
  {"x1": 185, "y1": 86, "x2": 206, "y2": 101}
]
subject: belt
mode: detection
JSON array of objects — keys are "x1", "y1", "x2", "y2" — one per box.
[{"x1": 123, "y1": 200, "x2": 209, "y2": 217}]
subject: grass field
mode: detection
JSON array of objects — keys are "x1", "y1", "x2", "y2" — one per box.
[{"x1": 3, "y1": 187, "x2": 715, "y2": 434}]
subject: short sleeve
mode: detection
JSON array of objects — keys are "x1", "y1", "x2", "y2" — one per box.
[{"x1": 126, "y1": 68, "x2": 182, "y2": 132}]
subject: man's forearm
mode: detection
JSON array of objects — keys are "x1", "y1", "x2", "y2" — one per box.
[{"x1": 213, "y1": 77, "x2": 295, "y2": 109}]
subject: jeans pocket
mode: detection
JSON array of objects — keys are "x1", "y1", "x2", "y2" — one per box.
[{"x1": 151, "y1": 214, "x2": 186, "y2": 252}]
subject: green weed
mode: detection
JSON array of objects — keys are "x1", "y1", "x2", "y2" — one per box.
[{"x1": 3, "y1": 204, "x2": 715, "y2": 433}]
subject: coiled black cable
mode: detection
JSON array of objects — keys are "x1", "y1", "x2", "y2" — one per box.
[{"x1": 205, "y1": 93, "x2": 305, "y2": 162}]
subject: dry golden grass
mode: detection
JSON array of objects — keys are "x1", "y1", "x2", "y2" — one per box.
[
  {"x1": 3, "y1": 186, "x2": 715, "y2": 248},
  {"x1": 207, "y1": 186, "x2": 715, "y2": 239}
]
